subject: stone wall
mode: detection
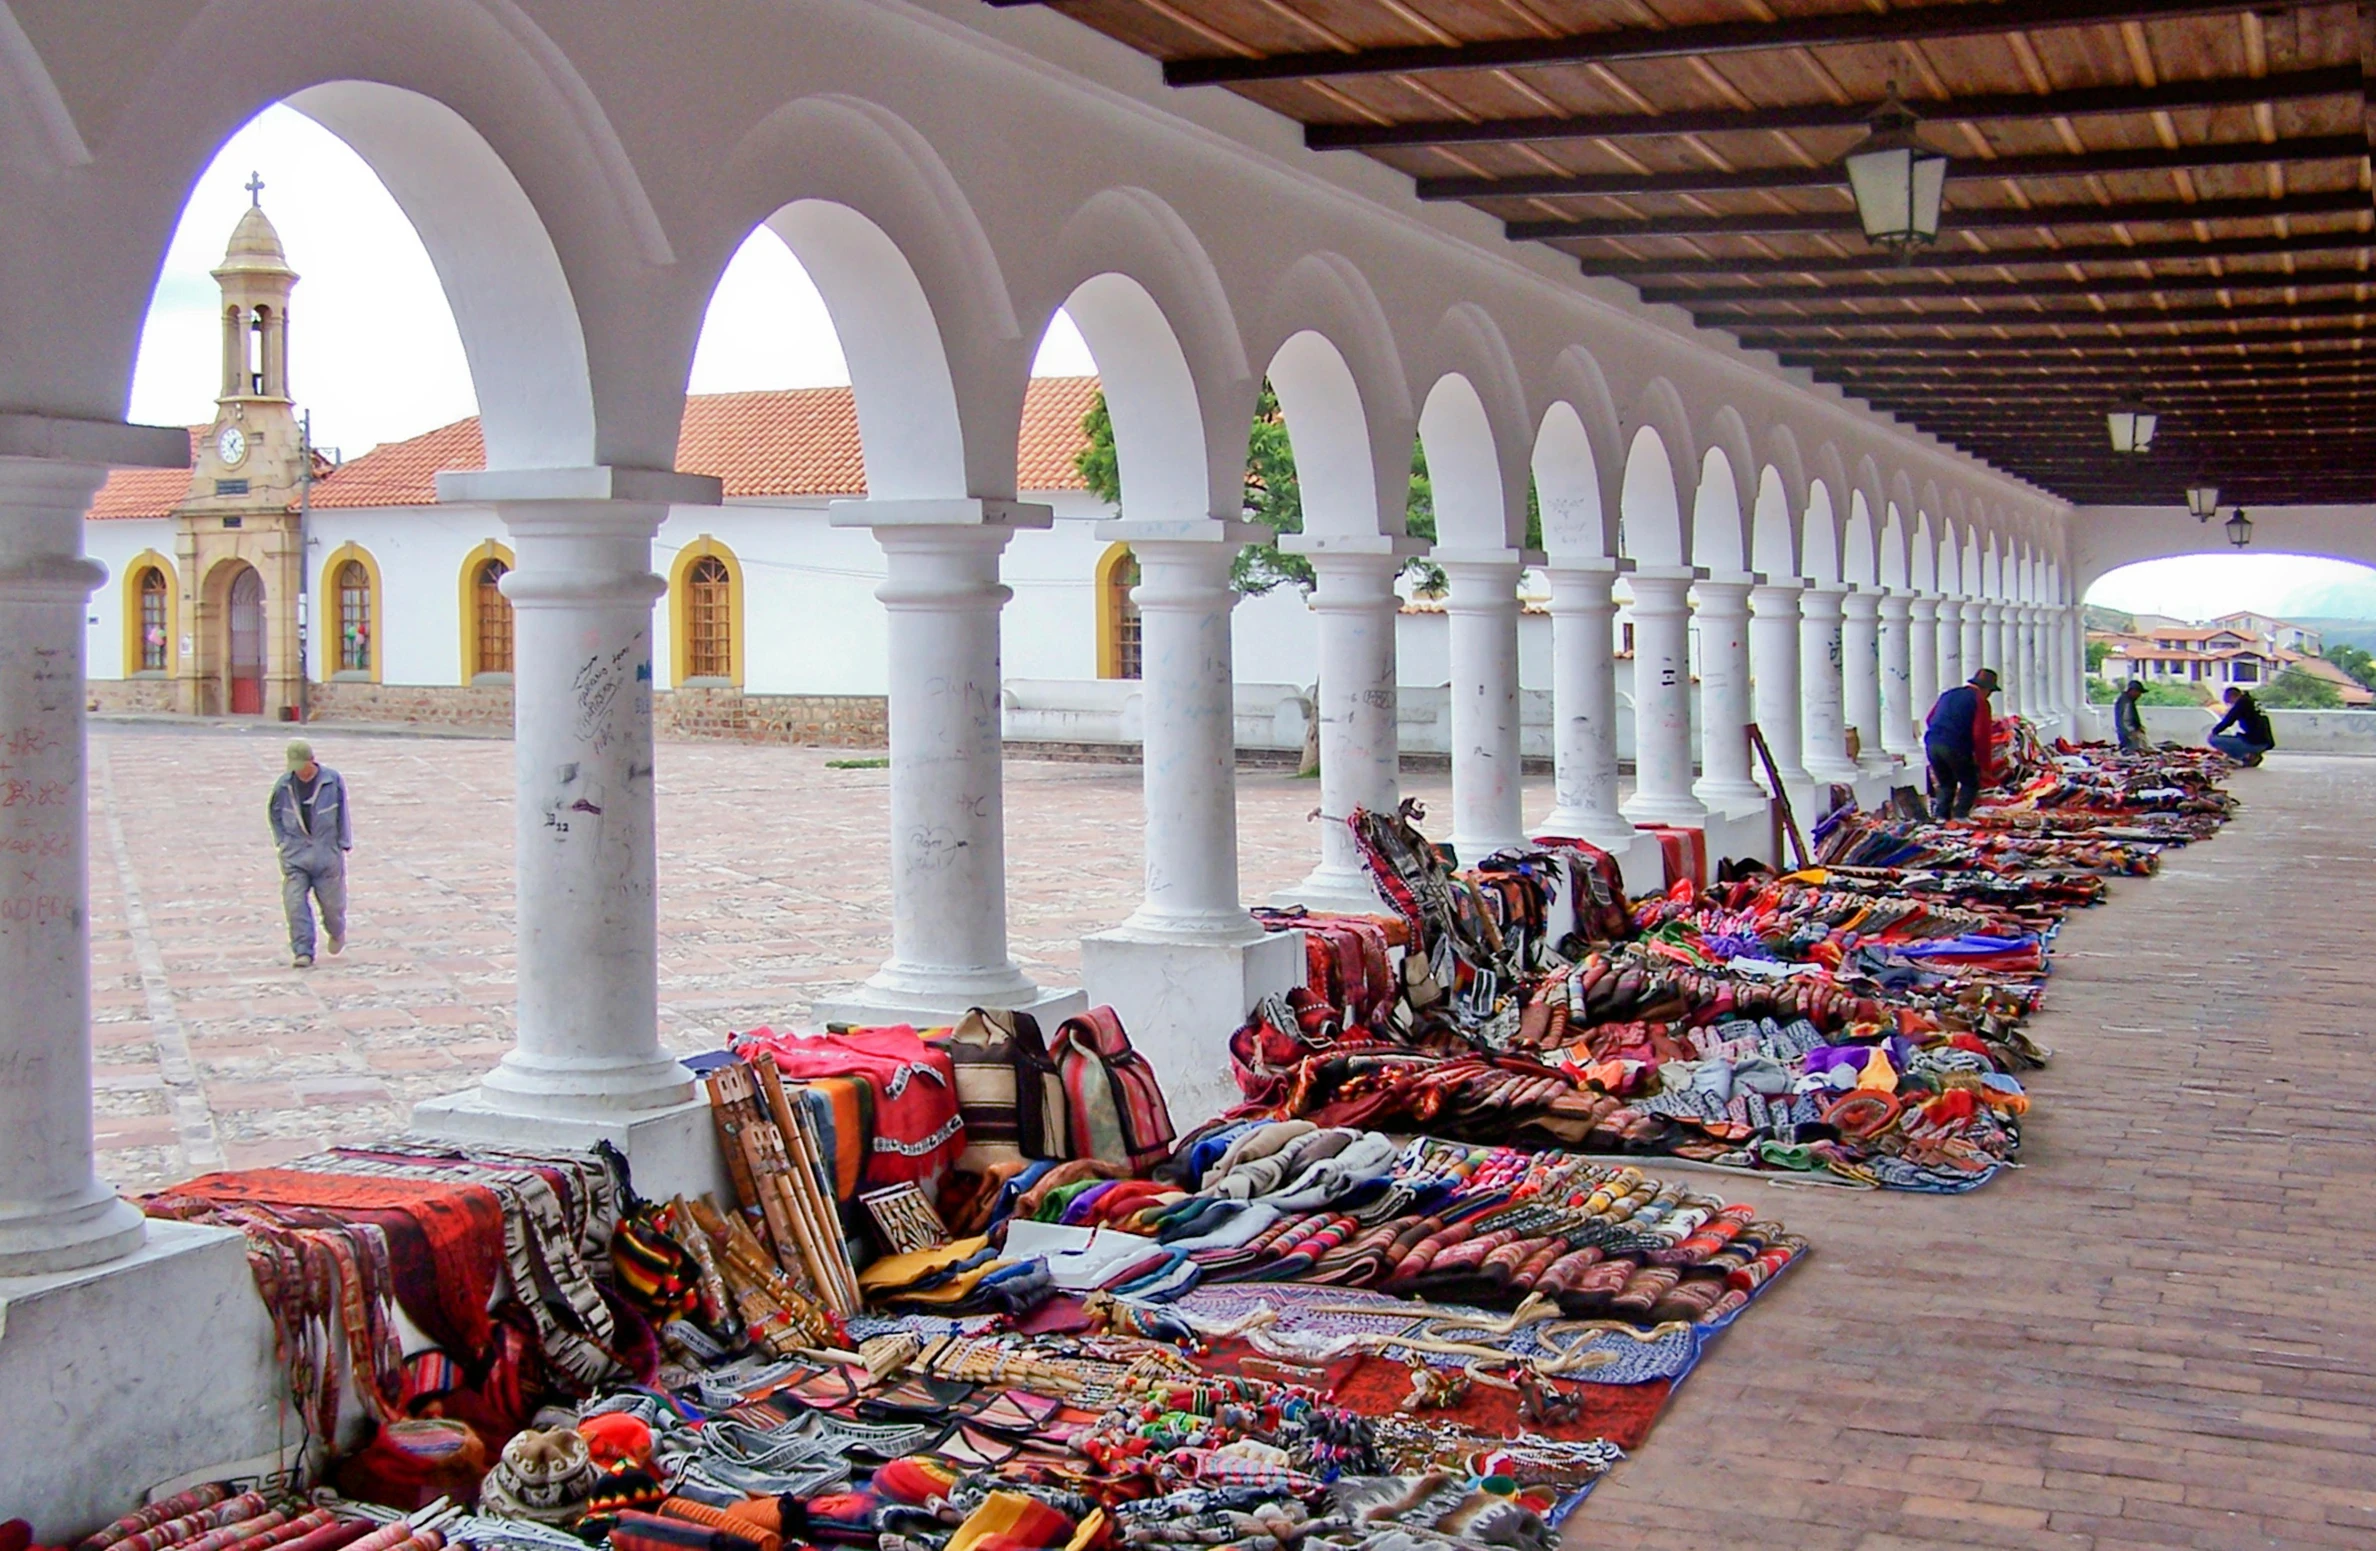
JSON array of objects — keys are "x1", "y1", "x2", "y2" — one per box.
[
  {"x1": 309, "y1": 679, "x2": 516, "y2": 729},
  {"x1": 295, "y1": 681, "x2": 888, "y2": 748},
  {"x1": 655, "y1": 686, "x2": 886, "y2": 747},
  {"x1": 87, "y1": 678, "x2": 177, "y2": 714}
]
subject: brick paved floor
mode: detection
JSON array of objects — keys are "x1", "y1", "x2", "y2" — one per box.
[
  {"x1": 80, "y1": 724, "x2": 2376, "y2": 1547},
  {"x1": 83, "y1": 720, "x2": 1487, "y2": 1186}
]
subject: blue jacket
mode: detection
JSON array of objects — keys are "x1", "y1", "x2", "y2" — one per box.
[
  {"x1": 268, "y1": 766, "x2": 351, "y2": 872},
  {"x1": 1924, "y1": 684, "x2": 1984, "y2": 756}
]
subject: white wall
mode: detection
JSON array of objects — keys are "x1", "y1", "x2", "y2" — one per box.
[
  {"x1": 304, "y1": 505, "x2": 503, "y2": 683},
  {"x1": 83, "y1": 518, "x2": 178, "y2": 681},
  {"x1": 2142, "y1": 705, "x2": 2376, "y2": 753}
]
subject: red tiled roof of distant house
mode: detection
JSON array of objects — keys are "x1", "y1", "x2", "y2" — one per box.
[
  {"x1": 231, "y1": 377, "x2": 1106, "y2": 513},
  {"x1": 84, "y1": 429, "x2": 201, "y2": 520}
]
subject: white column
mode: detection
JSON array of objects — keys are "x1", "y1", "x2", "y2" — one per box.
[
  {"x1": 1439, "y1": 548, "x2": 1527, "y2": 861},
  {"x1": 0, "y1": 456, "x2": 148, "y2": 1275},
  {"x1": 1539, "y1": 558, "x2": 1637, "y2": 847},
  {"x1": 2016, "y1": 607, "x2": 2040, "y2": 718},
  {"x1": 1749, "y1": 578, "x2": 1810, "y2": 792},
  {"x1": 1799, "y1": 583, "x2": 1859, "y2": 783},
  {"x1": 1840, "y1": 586, "x2": 1889, "y2": 770},
  {"x1": 458, "y1": 474, "x2": 719, "y2": 1116},
  {"x1": 1961, "y1": 596, "x2": 1986, "y2": 684},
  {"x1": 1273, "y1": 541, "x2": 1412, "y2": 912},
  {"x1": 1981, "y1": 603, "x2": 2007, "y2": 694},
  {"x1": 1620, "y1": 567, "x2": 1708, "y2": 828},
  {"x1": 816, "y1": 502, "x2": 1079, "y2": 1023},
  {"x1": 1877, "y1": 589, "x2": 1917, "y2": 757},
  {"x1": 2028, "y1": 607, "x2": 2052, "y2": 720},
  {"x1": 1083, "y1": 523, "x2": 1298, "y2": 1126},
  {"x1": 2065, "y1": 606, "x2": 2087, "y2": 723},
  {"x1": 1936, "y1": 596, "x2": 1966, "y2": 694},
  {"x1": 1909, "y1": 593, "x2": 1941, "y2": 726},
  {"x1": 1691, "y1": 572, "x2": 1765, "y2": 810}
]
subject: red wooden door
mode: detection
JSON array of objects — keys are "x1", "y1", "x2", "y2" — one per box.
[{"x1": 228, "y1": 567, "x2": 264, "y2": 715}]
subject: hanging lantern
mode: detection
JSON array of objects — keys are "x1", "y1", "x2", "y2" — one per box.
[
  {"x1": 2185, "y1": 484, "x2": 2220, "y2": 522},
  {"x1": 2107, "y1": 407, "x2": 2158, "y2": 454},
  {"x1": 2225, "y1": 507, "x2": 2253, "y2": 549},
  {"x1": 1844, "y1": 87, "x2": 1948, "y2": 262}
]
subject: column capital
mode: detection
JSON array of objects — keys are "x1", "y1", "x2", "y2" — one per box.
[
  {"x1": 1128, "y1": 541, "x2": 1237, "y2": 614},
  {"x1": 1876, "y1": 590, "x2": 1913, "y2": 619},
  {"x1": 829, "y1": 495, "x2": 1052, "y2": 530},
  {"x1": 1096, "y1": 517, "x2": 1269, "y2": 547},
  {"x1": 1908, "y1": 594, "x2": 1942, "y2": 623},
  {"x1": 1627, "y1": 563, "x2": 1707, "y2": 583},
  {"x1": 1695, "y1": 569, "x2": 1764, "y2": 589},
  {"x1": 1542, "y1": 552, "x2": 1632, "y2": 576},
  {"x1": 1278, "y1": 530, "x2": 1430, "y2": 560},
  {"x1": 0, "y1": 413, "x2": 189, "y2": 470},
  {"x1": 1429, "y1": 544, "x2": 1525, "y2": 570},
  {"x1": 1840, "y1": 588, "x2": 1881, "y2": 618}
]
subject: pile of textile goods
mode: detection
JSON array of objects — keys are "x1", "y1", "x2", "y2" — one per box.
[{"x1": 1221, "y1": 730, "x2": 2236, "y2": 1193}]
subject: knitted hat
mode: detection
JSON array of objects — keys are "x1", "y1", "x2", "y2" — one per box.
[
  {"x1": 872, "y1": 1455, "x2": 962, "y2": 1507},
  {"x1": 580, "y1": 1464, "x2": 665, "y2": 1525},
  {"x1": 577, "y1": 1411, "x2": 654, "y2": 1470},
  {"x1": 477, "y1": 1426, "x2": 596, "y2": 1525}
]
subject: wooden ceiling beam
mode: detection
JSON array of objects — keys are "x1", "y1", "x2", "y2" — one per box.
[
  {"x1": 1655, "y1": 266, "x2": 2376, "y2": 307},
  {"x1": 1727, "y1": 298, "x2": 2376, "y2": 337},
  {"x1": 1512, "y1": 189, "x2": 2365, "y2": 241},
  {"x1": 1774, "y1": 334, "x2": 2376, "y2": 363},
  {"x1": 1424, "y1": 135, "x2": 2365, "y2": 203},
  {"x1": 1160, "y1": 0, "x2": 2263, "y2": 87},
  {"x1": 1585, "y1": 228, "x2": 2374, "y2": 280},
  {"x1": 1309, "y1": 65, "x2": 2359, "y2": 151}
]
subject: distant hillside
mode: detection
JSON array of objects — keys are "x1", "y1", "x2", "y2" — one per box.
[
  {"x1": 2296, "y1": 617, "x2": 2376, "y2": 654},
  {"x1": 2279, "y1": 575, "x2": 2376, "y2": 620},
  {"x1": 2083, "y1": 603, "x2": 2134, "y2": 633}
]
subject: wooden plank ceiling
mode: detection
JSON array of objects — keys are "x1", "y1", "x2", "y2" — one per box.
[{"x1": 992, "y1": 0, "x2": 2376, "y2": 508}]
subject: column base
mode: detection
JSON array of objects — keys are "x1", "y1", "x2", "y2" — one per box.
[
  {"x1": 410, "y1": 1087, "x2": 733, "y2": 1205},
  {"x1": 1081, "y1": 925, "x2": 1303, "y2": 1129},
  {"x1": 1534, "y1": 808, "x2": 1639, "y2": 852},
  {"x1": 1447, "y1": 829, "x2": 1530, "y2": 867},
  {"x1": 0, "y1": 1220, "x2": 286, "y2": 1542},
  {"x1": 0, "y1": 1187, "x2": 147, "y2": 1278},
  {"x1": 811, "y1": 979, "x2": 1088, "y2": 1033},
  {"x1": 1691, "y1": 777, "x2": 1770, "y2": 813},
  {"x1": 1267, "y1": 863, "x2": 1389, "y2": 916},
  {"x1": 1618, "y1": 792, "x2": 1710, "y2": 829},
  {"x1": 471, "y1": 1048, "x2": 698, "y2": 1120}
]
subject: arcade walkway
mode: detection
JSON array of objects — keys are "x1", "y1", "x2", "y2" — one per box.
[
  {"x1": 1586, "y1": 754, "x2": 2376, "y2": 1549},
  {"x1": 79, "y1": 725, "x2": 2376, "y2": 1546}
]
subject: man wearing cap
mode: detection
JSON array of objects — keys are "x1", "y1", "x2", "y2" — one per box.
[
  {"x1": 267, "y1": 740, "x2": 351, "y2": 968},
  {"x1": 1923, "y1": 667, "x2": 2000, "y2": 821}
]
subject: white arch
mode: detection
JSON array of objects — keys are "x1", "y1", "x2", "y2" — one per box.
[
  {"x1": 1842, "y1": 491, "x2": 1879, "y2": 587},
  {"x1": 1620, "y1": 423, "x2": 1685, "y2": 567},
  {"x1": 1532, "y1": 400, "x2": 1607, "y2": 560},
  {"x1": 1062, "y1": 270, "x2": 1210, "y2": 523},
  {"x1": 1752, "y1": 465, "x2": 1797, "y2": 576},
  {"x1": 1879, "y1": 504, "x2": 1910, "y2": 590},
  {"x1": 1269, "y1": 329, "x2": 1383, "y2": 537},
  {"x1": 1803, "y1": 482, "x2": 1842, "y2": 585},
  {"x1": 1418, "y1": 373, "x2": 1508, "y2": 549},
  {"x1": 1691, "y1": 446, "x2": 1746, "y2": 572},
  {"x1": 288, "y1": 81, "x2": 594, "y2": 469},
  {"x1": 1911, "y1": 511, "x2": 1938, "y2": 591}
]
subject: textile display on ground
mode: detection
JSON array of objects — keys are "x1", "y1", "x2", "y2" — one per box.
[{"x1": 1223, "y1": 723, "x2": 2234, "y2": 1192}]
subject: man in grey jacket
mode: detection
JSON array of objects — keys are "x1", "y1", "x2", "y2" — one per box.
[{"x1": 268, "y1": 740, "x2": 350, "y2": 968}]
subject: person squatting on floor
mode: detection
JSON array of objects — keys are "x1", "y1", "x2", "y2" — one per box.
[
  {"x1": 268, "y1": 739, "x2": 351, "y2": 968},
  {"x1": 1923, "y1": 667, "x2": 2000, "y2": 821},
  {"x1": 2207, "y1": 685, "x2": 2276, "y2": 767}
]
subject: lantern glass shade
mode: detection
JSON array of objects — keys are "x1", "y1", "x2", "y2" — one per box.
[
  {"x1": 2107, "y1": 409, "x2": 2158, "y2": 454},
  {"x1": 2185, "y1": 485, "x2": 2220, "y2": 521},
  {"x1": 2225, "y1": 508, "x2": 2253, "y2": 549},
  {"x1": 1846, "y1": 139, "x2": 1949, "y2": 250}
]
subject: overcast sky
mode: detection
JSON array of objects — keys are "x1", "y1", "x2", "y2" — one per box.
[
  {"x1": 127, "y1": 106, "x2": 2374, "y2": 622},
  {"x1": 127, "y1": 105, "x2": 1094, "y2": 459}
]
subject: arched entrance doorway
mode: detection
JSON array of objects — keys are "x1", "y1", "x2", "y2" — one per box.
[{"x1": 226, "y1": 564, "x2": 265, "y2": 715}]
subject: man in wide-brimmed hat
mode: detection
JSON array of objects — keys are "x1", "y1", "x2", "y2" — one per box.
[
  {"x1": 1923, "y1": 667, "x2": 2000, "y2": 821},
  {"x1": 266, "y1": 739, "x2": 351, "y2": 968}
]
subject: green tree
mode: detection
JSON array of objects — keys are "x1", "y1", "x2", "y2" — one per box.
[
  {"x1": 2087, "y1": 678, "x2": 2204, "y2": 706},
  {"x1": 2259, "y1": 666, "x2": 2345, "y2": 710},
  {"x1": 2085, "y1": 638, "x2": 2114, "y2": 673},
  {"x1": 1076, "y1": 384, "x2": 1490, "y2": 597},
  {"x1": 2323, "y1": 642, "x2": 2376, "y2": 691}
]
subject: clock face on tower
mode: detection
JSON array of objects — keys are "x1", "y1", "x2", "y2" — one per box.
[{"x1": 216, "y1": 424, "x2": 248, "y2": 468}]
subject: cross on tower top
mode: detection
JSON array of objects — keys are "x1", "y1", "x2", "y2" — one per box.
[{"x1": 245, "y1": 171, "x2": 264, "y2": 206}]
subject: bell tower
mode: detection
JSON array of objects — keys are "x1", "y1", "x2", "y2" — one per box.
[{"x1": 175, "y1": 176, "x2": 309, "y2": 717}]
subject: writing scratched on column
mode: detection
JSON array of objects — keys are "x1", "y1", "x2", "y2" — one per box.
[{"x1": 573, "y1": 646, "x2": 631, "y2": 751}]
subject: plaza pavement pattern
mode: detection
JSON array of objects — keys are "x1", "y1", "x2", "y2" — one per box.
[{"x1": 81, "y1": 723, "x2": 2376, "y2": 1548}]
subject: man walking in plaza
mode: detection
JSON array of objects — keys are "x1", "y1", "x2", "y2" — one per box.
[
  {"x1": 2113, "y1": 679, "x2": 2148, "y2": 752},
  {"x1": 2207, "y1": 685, "x2": 2276, "y2": 766},
  {"x1": 268, "y1": 739, "x2": 350, "y2": 968},
  {"x1": 1924, "y1": 667, "x2": 1999, "y2": 821}
]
